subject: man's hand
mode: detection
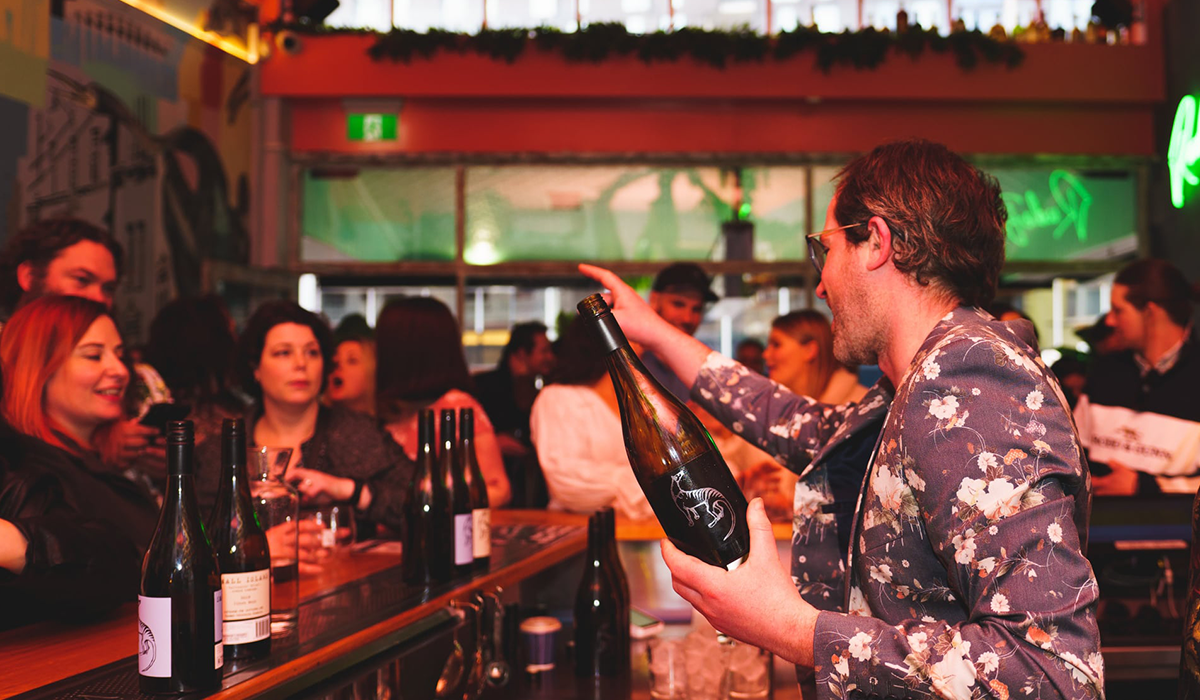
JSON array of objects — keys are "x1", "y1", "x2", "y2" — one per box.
[
  {"x1": 578, "y1": 264, "x2": 713, "y2": 389},
  {"x1": 578, "y1": 264, "x2": 678, "y2": 354},
  {"x1": 661, "y1": 498, "x2": 818, "y2": 667}
]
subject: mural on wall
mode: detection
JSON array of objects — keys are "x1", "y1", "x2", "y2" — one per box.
[{"x1": 0, "y1": 0, "x2": 251, "y2": 341}]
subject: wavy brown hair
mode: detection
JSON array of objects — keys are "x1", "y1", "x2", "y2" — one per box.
[
  {"x1": 833, "y1": 139, "x2": 1007, "y2": 309},
  {"x1": 375, "y1": 296, "x2": 472, "y2": 405}
]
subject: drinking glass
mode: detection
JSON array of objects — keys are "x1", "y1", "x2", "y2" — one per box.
[
  {"x1": 726, "y1": 641, "x2": 770, "y2": 699},
  {"x1": 309, "y1": 504, "x2": 356, "y2": 552},
  {"x1": 647, "y1": 637, "x2": 686, "y2": 700},
  {"x1": 250, "y1": 446, "x2": 300, "y2": 636}
]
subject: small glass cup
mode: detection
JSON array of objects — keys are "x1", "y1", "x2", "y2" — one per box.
[
  {"x1": 726, "y1": 641, "x2": 771, "y2": 699},
  {"x1": 647, "y1": 637, "x2": 686, "y2": 700},
  {"x1": 250, "y1": 446, "x2": 300, "y2": 636},
  {"x1": 310, "y1": 504, "x2": 356, "y2": 552}
]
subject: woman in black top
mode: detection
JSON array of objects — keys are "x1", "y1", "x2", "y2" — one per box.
[{"x1": 194, "y1": 301, "x2": 412, "y2": 539}]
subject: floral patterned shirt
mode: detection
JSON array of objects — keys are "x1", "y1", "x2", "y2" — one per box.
[{"x1": 693, "y1": 307, "x2": 1102, "y2": 700}]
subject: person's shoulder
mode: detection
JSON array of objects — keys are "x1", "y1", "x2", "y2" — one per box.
[{"x1": 438, "y1": 389, "x2": 486, "y2": 411}]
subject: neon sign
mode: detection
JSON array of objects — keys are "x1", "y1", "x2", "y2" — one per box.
[
  {"x1": 1002, "y1": 170, "x2": 1093, "y2": 248},
  {"x1": 1168, "y1": 95, "x2": 1200, "y2": 209}
]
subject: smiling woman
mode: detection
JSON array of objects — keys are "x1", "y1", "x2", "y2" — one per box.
[{"x1": 0, "y1": 295, "x2": 159, "y2": 568}]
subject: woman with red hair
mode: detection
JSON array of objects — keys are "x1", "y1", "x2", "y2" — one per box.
[{"x1": 0, "y1": 296, "x2": 158, "y2": 560}]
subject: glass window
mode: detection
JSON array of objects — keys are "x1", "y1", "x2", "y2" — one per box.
[
  {"x1": 488, "y1": 0, "x2": 579, "y2": 30},
  {"x1": 301, "y1": 167, "x2": 457, "y2": 263},
  {"x1": 465, "y1": 165, "x2": 734, "y2": 263},
  {"x1": 580, "y1": 0, "x2": 672, "y2": 32},
  {"x1": 990, "y1": 167, "x2": 1137, "y2": 263},
  {"x1": 324, "y1": 0, "x2": 393, "y2": 31},
  {"x1": 464, "y1": 165, "x2": 812, "y2": 264},
  {"x1": 391, "y1": 0, "x2": 486, "y2": 31}
]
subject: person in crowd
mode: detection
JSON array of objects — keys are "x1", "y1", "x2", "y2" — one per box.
[
  {"x1": 734, "y1": 338, "x2": 766, "y2": 375},
  {"x1": 1050, "y1": 350, "x2": 1089, "y2": 409},
  {"x1": 376, "y1": 297, "x2": 511, "y2": 507},
  {"x1": 0, "y1": 218, "x2": 163, "y2": 472},
  {"x1": 641, "y1": 262, "x2": 718, "y2": 401},
  {"x1": 990, "y1": 301, "x2": 1041, "y2": 348},
  {"x1": 0, "y1": 418, "x2": 140, "y2": 629},
  {"x1": 764, "y1": 310, "x2": 868, "y2": 405},
  {"x1": 474, "y1": 322, "x2": 555, "y2": 507},
  {"x1": 144, "y1": 295, "x2": 248, "y2": 448},
  {"x1": 327, "y1": 317, "x2": 376, "y2": 417},
  {"x1": 1075, "y1": 258, "x2": 1199, "y2": 495},
  {"x1": 1077, "y1": 313, "x2": 1122, "y2": 356},
  {"x1": 581, "y1": 139, "x2": 1101, "y2": 700},
  {"x1": 0, "y1": 296, "x2": 159, "y2": 564},
  {"x1": 529, "y1": 317, "x2": 653, "y2": 520},
  {"x1": 474, "y1": 321, "x2": 556, "y2": 455},
  {"x1": 195, "y1": 301, "x2": 413, "y2": 546}
]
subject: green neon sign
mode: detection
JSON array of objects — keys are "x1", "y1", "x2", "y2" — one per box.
[
  {"x1": 347, "y1": 113, "x2": 398, "y2": 142},
  {"x1": 1002, "y1": 169, "x2": 1093, "y2": 248},
  {"x1": 1168, "y1": 95, "x2": 1199, "y2": 209}
]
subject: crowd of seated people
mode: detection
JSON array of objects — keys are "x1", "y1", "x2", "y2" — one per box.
[{"x1": 1, "y1": 215, "x2": 1193, "y2": 634}]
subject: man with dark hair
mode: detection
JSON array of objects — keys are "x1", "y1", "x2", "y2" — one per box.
[
  {"x1": 474, "y1": 322, "x2": 556, "y2": 453},
  {"x1": 643, "y1": 262, "x2": 719, "y2": 401},
  {"x1": 0, "y1": 218, "x2": 124, "y2": 315},
  {"x1": 1075, "y1": 258, "x2": 1199, "y2": 495},
  {"x1": 582, "y1": 139, "x2": 1101, "y2": 700},
  {"x1": 0, "y1": 218, "x2": 159, "y2": 469}
]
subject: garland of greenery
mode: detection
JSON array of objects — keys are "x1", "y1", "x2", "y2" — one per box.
[{"x1": 279, "y1": 21, "x2": 1023, "y2": 72}]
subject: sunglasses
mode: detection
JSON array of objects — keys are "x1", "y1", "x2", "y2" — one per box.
[{"x1": 805, "y1": 222, "x2": 864, "y2": 275}]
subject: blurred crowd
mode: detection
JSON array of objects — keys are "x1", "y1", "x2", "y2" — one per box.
[{"x1": 0, "y1": 217, "x2": 1195, "y2": 631}]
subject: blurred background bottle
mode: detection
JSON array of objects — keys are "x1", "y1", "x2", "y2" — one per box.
[{"x1": 460, "y1": 408, "x2": 491, "y2": 572}]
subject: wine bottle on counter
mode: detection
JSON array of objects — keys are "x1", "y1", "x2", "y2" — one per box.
[
  {"x1": 208, "y1": 418, "x2": 271, "y2": 662},
  {"x1": 575, "y1": 512, "x2": 624, "y2": 677},
  {"x1": 440, "y1": 409, "x2": 474, "y2": 578},
  {"x1": 576, "y1": 294, "x2": 750, "y2": 570},
  {"x1": 459, "y1": 408, "x2": 491, "y2": 572},
  {"x1": 139, "y1": 421, "x2": 224, "y2": 694},
  {"x1": 599, "y1": 507, "x2": 631, "y2": 667},
  {"x1": 404, "y1": 409, "x2": 446, "y2": 586}
]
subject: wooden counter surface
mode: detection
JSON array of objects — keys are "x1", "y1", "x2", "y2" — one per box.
[
  {"x1": 0, "y1": 510, "x2": 585, "y2": 700},
  {"x1": 616, "y1": 516, "x2": 792, "y2": 542}
]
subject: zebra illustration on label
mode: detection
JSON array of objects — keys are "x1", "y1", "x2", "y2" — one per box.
[
  {"x1": 138, "y1": 619, "x2": 157, "y2": 672},
  {"x1": 670, "y1": 472, "x2": 735, "y2": 541}
]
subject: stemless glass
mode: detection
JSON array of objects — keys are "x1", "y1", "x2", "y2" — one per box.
[{"x1": 250, "y1": 446, "x2": 300, "y2": 636}]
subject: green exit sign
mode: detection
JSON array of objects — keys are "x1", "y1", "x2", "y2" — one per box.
[{"x1": 347, "y1": 113, "x2": 397, "y2": 142}]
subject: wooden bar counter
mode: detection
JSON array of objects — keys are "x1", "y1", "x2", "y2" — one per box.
[{"x1": 0, "y1": 511, "x2": 586, "y2": 700}]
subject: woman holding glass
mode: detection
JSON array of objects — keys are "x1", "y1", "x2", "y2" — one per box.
[{"x1": 195, "y1": 301, "x2": 413, "y2": 553}]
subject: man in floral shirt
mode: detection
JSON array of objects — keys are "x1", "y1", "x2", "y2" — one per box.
[{"x1": 580, "y1": 139, "x2": 1102, "y2": 700}]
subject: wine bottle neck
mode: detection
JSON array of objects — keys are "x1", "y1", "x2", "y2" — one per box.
[{"x1": 590, "y1": 312, "x2": 629, "y2": 355}]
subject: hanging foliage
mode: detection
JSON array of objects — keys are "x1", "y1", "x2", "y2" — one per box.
[{"x1": 279, "y1": 22, "x2": 1025, "y2": 73}]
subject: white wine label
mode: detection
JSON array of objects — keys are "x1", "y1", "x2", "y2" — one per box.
[
  {"x1": 138, "y1": 596, "x2": 172, "y2": 678},
  {"x1": 454, "y1": 513, "x2": 473, "y2": 565},
  {"x1": 214, "y1": 589, "x2": 224, "y2": 669},
  {"x1": 222, "y1": 569, "x2": 271, "y2": 643},
  {"x1": 472, "y1": 508, "x2": 491, "y2": 559},
  {"x1": 222, "y1": 570, "x2": 270, "y2": 620}
]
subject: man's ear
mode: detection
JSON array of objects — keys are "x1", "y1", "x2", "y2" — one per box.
[
  {"x1": 863, "y1": 216, "x2": 896, "y2": 272},
  {"x1": 16, "y1": 261, "x2": 35, "y2": 293}
]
